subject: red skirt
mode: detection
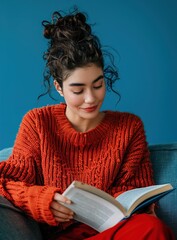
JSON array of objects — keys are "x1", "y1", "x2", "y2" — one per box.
[{"x1": 48, "y1": 214, "x2": 175, "y2": 240}]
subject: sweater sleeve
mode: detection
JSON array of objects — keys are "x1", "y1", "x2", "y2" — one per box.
[
  {"x1": 109, "y1": 115, "x2": 154, "y2": 198},
  {"x1": 0, "y1": 110, "x2": 59, "y2": 226}
]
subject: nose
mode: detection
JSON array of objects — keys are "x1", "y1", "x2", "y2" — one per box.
[{"x1": 84, "y1": 90, "x2": 95, "y2": 104}]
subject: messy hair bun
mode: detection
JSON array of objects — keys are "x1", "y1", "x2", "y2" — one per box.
[
  {"x1": 43, "y1": 12, "x2": 90, "y2": 41},
  {"x1": 40, "y1": 8, "x2": 120, "y2": 100}
]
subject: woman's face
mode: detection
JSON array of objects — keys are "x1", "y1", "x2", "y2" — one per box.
[{"x1": 55, "y1": 64, "x2": 106, "y2": 123}]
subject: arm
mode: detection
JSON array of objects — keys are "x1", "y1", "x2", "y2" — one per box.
[
  {"x1": 0, "y1": 110, "x2": 61, "y2": 225},
  {"x1": 108, "y1": 115, "x2": 154, "y2": 197}
]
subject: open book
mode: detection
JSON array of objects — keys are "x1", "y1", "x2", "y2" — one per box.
[{"x1": 61, "y1": 181, "x2": 174, "y2": 232}]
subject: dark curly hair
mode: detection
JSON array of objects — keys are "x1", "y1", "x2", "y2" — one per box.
[{"x1": 40, "y1": 8, "x2": 120, "y2": 100}]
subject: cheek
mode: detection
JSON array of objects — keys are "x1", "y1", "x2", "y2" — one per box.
[{"x1": 64, "y1": 93, "x2": 83, "y2": 106}]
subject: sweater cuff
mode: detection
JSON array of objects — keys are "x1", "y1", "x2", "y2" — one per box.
[
  {"x1": 6, "y1": 182, "x2": 60, "y2": 226},
  {"x1": 26, "y1": 185, "x2": 60, "y2": 225}
]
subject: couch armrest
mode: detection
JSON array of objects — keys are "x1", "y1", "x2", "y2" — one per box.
[
  {"x1": 0, "y1": 147, "x2": 13, "y2": 162},
  {"x1": 149, "y1": 143, "x2": 177, "y2": 237}
]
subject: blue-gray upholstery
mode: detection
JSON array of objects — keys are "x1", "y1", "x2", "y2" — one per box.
[{"x1": 149, "y1": 143, "x2": 177, "y2": 237}]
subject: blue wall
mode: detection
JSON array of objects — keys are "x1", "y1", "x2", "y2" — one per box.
[{"x1": 0, "y1": 0, "x2": 177, "y2": 149}]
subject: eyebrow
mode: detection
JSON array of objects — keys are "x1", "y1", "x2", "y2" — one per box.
[{"x1": 69, "y1": 75, "x2": 104, "y2": 87}]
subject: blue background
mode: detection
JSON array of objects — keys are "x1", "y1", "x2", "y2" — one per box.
[{"x1": 0, "y1": 0, "x2": 177, "y2": 149}]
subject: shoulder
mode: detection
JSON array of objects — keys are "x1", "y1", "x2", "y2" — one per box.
[
  {"x1": 106, "y1": 111, "x2": 147, "y2": 144},
  {"x1": 23, "y1": 104, "x2": 63, "y2": 119},
  {"x1": 18, "y1": 104, "x2": 64, "y2": 130},
  {"x1": 106, "y1": 110, "x2": 145, "y2": 134},
  {"x1": 108, "y1": 110, "x2": 143, "y2": 126}
]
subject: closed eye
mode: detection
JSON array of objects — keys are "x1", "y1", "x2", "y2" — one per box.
[
  {"x1": 93, "y1": 84, "x2": 103, "y2": 89},
  {"x1": 73, "y1": 90, "x2": 83, "y2": 95}
]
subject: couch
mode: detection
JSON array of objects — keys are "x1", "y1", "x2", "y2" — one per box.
[
  {"x1": 0, "y1": 143, "x2": 177, "y2": 237},
  {"x1": 149, "y1": 143, "x2": 177, "y2": 237}
]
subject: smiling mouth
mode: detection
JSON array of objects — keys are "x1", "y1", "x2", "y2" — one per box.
[{"x1": 82, "y1": 106, "x2": 98, "y2": 112}]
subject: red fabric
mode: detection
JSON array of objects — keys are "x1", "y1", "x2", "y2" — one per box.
[
  {"x1": 88, "y1": 214, "x2": 175, "y2": 240},
  {"x1": 48, "y1": 214, "x2": 175, "y2": 240},
  {"x1": 46, "y1": 222, "x2": 97, "y2": 240}
]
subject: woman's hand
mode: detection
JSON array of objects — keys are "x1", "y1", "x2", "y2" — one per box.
[
  {"x1": 50, "y1": 193, "x2": 74, "y2": 223},
  {"x1": 147, "y1": 203, "x2": 157, "y2": 217},
  {"x1": 135, "y1": 203, "x2": 157, "y2": 217}
]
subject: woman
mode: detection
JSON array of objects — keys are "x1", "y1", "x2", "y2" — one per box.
[{"x1": 0, "y1": 9, "x2": 175, "y2": 240}]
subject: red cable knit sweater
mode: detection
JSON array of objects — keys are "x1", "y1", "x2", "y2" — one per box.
[{"x1": 0, "y1": 103, "x2": 154, "y2": 230}]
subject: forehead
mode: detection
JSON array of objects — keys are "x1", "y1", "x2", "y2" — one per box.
[{"x1": 64, "y1": 64, "x2": 103, "y2": 84}]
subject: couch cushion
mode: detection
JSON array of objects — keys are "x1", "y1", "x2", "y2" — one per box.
[
  {"x1": 149, "y1": 143, "x2": 177, "y2": 237},
  {"x1": 0, "y1": 147, "x2": 12, "y2": 162}
]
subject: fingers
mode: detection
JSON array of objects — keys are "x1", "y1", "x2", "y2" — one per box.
[
  {"x1": 51, "y1": 200, "x2": 73, "y2": 215},
  {"x1": 51, "y1": 193, "x2": 74, "y2": 223},
  {"x1": 51, "y1": 200, "x2": 74, "y2": 222},
  {"x1": 147, "y1": 203, "x2": 157, "y2": 217},
  {"x1": 54, "y1": 192, "x2": 71, "y2": 204}
]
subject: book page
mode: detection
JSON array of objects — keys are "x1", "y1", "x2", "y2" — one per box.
[
  {"x1": 116, "y1": 184, "x2": 172, "y2": 215},
  {"x1": 62, "y1": 188, "x2": 125, "y2": 232},
  {"x1": 72, "y1": 181, "x2": 125, "y2": 212}
]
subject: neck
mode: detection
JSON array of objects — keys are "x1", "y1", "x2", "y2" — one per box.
[{"x1": 66, "y1": 111, "x2": 105, "y2": 133}]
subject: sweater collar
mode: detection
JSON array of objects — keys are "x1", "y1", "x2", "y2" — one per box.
[{"x1": 54, "y1": 103, "x2": 114, "y2": 147}]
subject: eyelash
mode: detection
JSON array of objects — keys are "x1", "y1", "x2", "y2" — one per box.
[
  {"x1": 94, "y1": 85, "x2": 103, "y2": 89},
  {"x1": 73, "y1": 85, "x2": 103, "y2": 95},
  {"x1": 73, "y1": 90, "x2": 83, "y2": 95}
]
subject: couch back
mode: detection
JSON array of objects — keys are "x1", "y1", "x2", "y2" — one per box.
[{"x1": 0, "y1": 144, "x2": 177, "y2": 237}]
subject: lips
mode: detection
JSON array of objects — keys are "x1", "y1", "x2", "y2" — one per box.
[{"x1": 82, "y1": 106, "x2": 98, "y2": 112}]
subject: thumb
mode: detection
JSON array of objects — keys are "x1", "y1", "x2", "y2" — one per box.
[{"x1": 54, "y1": 192, "x2": 71, "y2": 204}]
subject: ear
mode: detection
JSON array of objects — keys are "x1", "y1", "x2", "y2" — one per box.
[{"x1": 54, "y1": 80, "x2": 64, "y2": 97}]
